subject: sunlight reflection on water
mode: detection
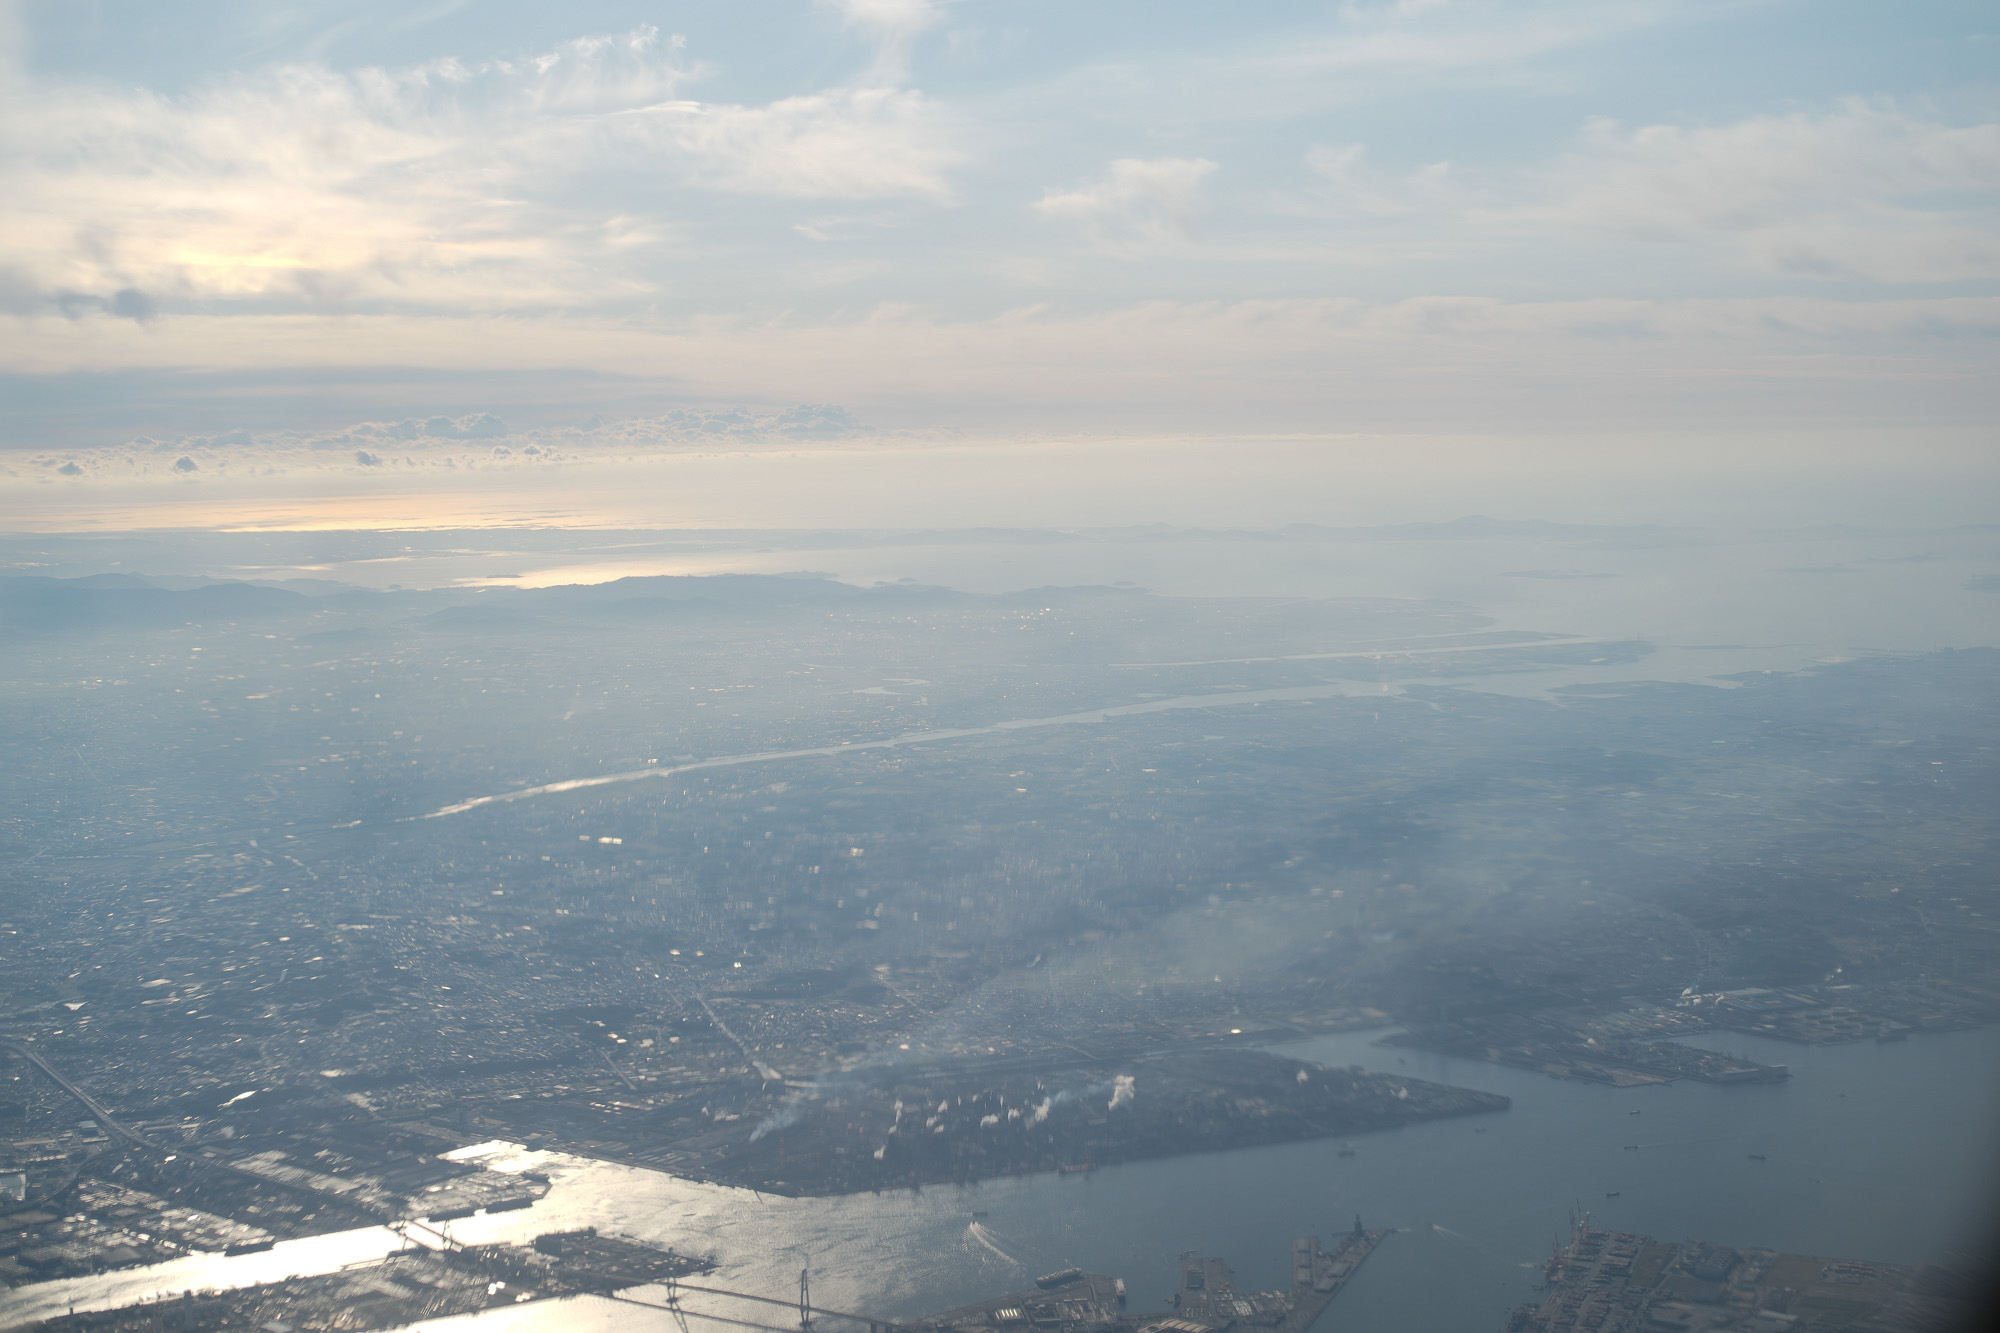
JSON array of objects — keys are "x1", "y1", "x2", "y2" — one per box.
[{"x1": 6, "y1": 1029, "x2": 1995, "y2": 1333}]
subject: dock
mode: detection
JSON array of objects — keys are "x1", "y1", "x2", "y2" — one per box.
[
  {"x1": 1284, "y1": 1226, "x2": 1389, "y2": 1332},
  {"x1": 924, "y1": 1229, "x2": 1387, "y2": 1333}
]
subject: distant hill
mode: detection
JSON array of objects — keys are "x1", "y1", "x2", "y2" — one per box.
[{"x1": 0, "y1": 575, "x2": 308, "y2": 631}]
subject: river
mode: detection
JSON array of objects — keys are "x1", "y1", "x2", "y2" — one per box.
[
  {"x1": 4, "y1": 1027, "x2": 1995, "y2": 1332},
  {"x1": 417, "y1": 642, "x2": 1618, "y2": 821}
]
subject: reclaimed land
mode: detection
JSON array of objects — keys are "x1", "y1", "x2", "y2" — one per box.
[{"x1": 686, "y1": 1048, "x2": 1507, "y2": 1196}]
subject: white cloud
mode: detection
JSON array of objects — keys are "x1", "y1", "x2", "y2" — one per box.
[
  {"x1": 0, "y1": 23, "x2": 960, "y2": 321},
  {"x1": 1539, "y1": 101, "x2": 2000, "y2": 282},
  {"x1": 1035, "y1": 157, "x2": 1217, "y2": 247},
  {"x1": 2, "y1": 5, "x2": 1989, "y2": 453},
  {"x1": 1305, "y1": 144, "x2": 1461, "y2": 217}
]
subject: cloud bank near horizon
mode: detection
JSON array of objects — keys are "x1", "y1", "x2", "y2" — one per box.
[{"x1": 4, "y1": 404, "x2": 882, "y2": 487}]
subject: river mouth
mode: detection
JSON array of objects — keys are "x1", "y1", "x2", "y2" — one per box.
[{"x1": 5, "y1": 1027, "x2": 1996, "y2": 1333}]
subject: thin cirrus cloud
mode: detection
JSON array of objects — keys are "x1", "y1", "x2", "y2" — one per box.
[
  {"x1": 643, "y1": 87, "x2": 960, "y2": 201},
  {"x1": 1246, "y1": 0, "x2": 1688, "y2": 79},
  {"x1": 1305, "y1": 100, "x2": 2000, "y2": 284},
  {"x1": 1037, "y1": 0, "x2": 1708, "y2": 127},
  {"x1": 820, "y1": 0, "x2": 947, "y2": 85}
]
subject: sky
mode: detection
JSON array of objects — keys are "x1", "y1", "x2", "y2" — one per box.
[{"x1": 1, "y1": 0, "x2": 1996, "y2": 518}]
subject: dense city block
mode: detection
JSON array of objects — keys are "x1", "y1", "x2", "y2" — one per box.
[{"x1": 3, "y1": 571, "x2": 1996, "y2": 1323}]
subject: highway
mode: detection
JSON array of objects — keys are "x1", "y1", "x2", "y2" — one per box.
[{"x1": 0, "y1": 1038, "x2": 159, "y2": 1152}]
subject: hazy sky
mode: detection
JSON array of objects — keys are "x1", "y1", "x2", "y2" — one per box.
[{"x1": 2, "y1": 1, "x2": 1997, "y2": 482}]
